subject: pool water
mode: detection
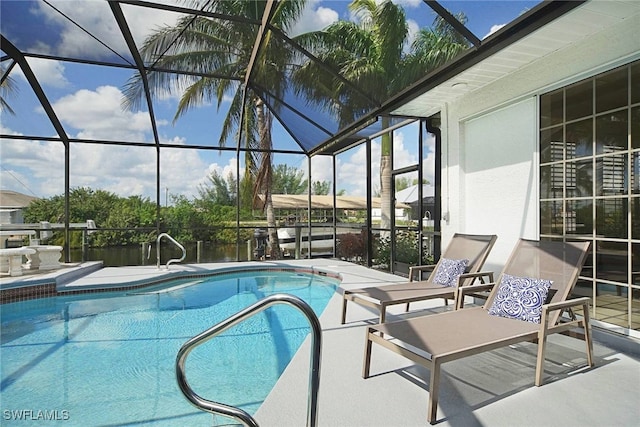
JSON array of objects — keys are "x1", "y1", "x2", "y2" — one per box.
[{"x1": 1, "y1": 270, "x2": 338, "y2": 426}]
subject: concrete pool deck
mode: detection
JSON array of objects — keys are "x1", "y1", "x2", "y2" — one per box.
[{"x1": 2, "y1": 259, "x2": 639, "y2": 426}]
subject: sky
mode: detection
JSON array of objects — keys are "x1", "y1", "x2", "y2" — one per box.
[{"x1": 0, "y1": 0, "x2": 540, "y2": 204}]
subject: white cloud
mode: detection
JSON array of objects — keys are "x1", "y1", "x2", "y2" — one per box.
[
  {"x1": 52, "y1": 85, "x2": 151, "y2": 142},
  {"x1": 204, "y1": 157, "x2": 244, "y2": 183},
  {"x1": 186, "y1": 156, "x2": 247, "y2": 199},
  {"x1": 0, "y1": 129, "x2": 38, "y2": 197},
  {"x1": 329, "y1": 127, "x2": 435, "y2": 197},
  {"x1": 393, "y1": 0, "x2": 422, "y2": 8},
  {"x1": 13, "y1": 58, "x2": 70, "y2": 88},
  {"x1": 33, "y1": 0, "x2": 180, "y2": 60},
  {"x1": 484, "y1": 24, "x2": 506, "y2": 39},
  {"x1": 290, "y1": 0, "x2": 339, "y2": 36},
  {"x1": 0, "y1": 166, "x2": 42, "y2": 198},
  {"x1": 391, "y1": 131, "x2": 418, "y2": 169},
  {"x1": 71, "y1": 145, "x2": 149, "y2": 194},
  {"x1": 309, "y1": 155, "x2": 333, "y2": 186},
  {"x1": 0, "y1": 133, "x2": 211, "y2": 200},
  {"x1": 406, "y1": 19, "x2": 420, "y2": 51},
  {"x1": 119, "y1": 3, "x2": 183, "y2": 50},
  {"x1": 160, "y1": 146, "x2": 211, "y2": 199},
  {"x1": 334, "y1": 142, "x2": 381, "y2": 197},
  {"x1": 2, "y1": 124, "x2": 434, "y2": 202},
  {"x1": 0, "y1": 125, "x2": 22, "y2": 137},
  {"x1": 0, "y1": 82, "x2": 212, "y2": 200},
  {"x1": 422, "y1": 132, "x2": 436, "y2": 186},
  {"x1": 286, "y1": 148, "x2": 399, "y2": 197},
  {"x1": 0, "y1": 131, "x2": 66, "y2": 198}
]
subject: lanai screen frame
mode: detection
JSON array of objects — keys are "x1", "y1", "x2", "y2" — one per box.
[{"x1": 1, "y1": 0, "x2": 581, "y2": 263}]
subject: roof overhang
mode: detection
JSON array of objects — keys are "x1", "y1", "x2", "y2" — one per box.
[{"x1": 389, "y1": 0, "x2": 640, "y2": 119}]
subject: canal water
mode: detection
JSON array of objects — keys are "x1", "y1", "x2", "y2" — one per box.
[{"x1": 68, "y1": 242, "x2": 250, "y2": 267}]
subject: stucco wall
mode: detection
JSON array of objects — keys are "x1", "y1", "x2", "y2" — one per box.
[
  {"x1": 463, "y1": 98, "x2": 537, "y2": 268},
  {"x1": 439, "y1": 12, "x2": 640, "y2": 271}
]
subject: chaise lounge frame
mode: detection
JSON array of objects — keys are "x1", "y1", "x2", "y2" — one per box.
[
  {"x1": 341, "y1": 233, "x2": 497, "y2": 324},
  {"x1": 362, "y1": 239, "x2": 593, "y2": 424}
]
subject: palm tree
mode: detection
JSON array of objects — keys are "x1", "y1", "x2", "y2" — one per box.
[
  {"x1": 294, "y1": 0, "x2": 469, "y2": 233},
  {"x1": 1, "y1": 65, "x2": 18, "y2": 115},
  {"x1": 122, "y1": 0, "x2": 309, "y2": 259}
]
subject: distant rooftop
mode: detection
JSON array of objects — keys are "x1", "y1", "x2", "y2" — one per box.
[{"x1": 0, "y1": 190, "x2": 39, "y2": 209}]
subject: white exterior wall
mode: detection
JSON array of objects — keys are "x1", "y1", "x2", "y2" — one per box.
[
  {"x1": 0, "y1": 209, "x2": 24, "y2": 224},
  {"x1": 463, "y1": 99, "x2": 538, "y2": 269},
  {"x1": 439, "y1": 12, "x2": 640, "y2": 272}
]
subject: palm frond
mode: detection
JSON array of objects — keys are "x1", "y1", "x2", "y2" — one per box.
[
  {"x1": 0, "y1": 68, "x2": 18, "y2": 115},
  {"x1": 372, "y1": 0, "x2": 407, "y2": 75}
]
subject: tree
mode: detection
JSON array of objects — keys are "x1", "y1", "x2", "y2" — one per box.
[
  {"x1": 197, "y1": 170, "x2": 235, "y2": 206},
  {"x1": 122, "y1": 0, "x2": 309, "y2": 259},
  {"x1": 271, "y1": 164, "x2": 308, "y2": 194},
  {"x1": 23, "y1": 188, "x2": 157, "y2": 247},
  {"x1": 100, "y1": 195, "x2": 157, "y2": 246},
  {"x1": 409, "y1": 11, "x2": 471, "y2": 75},
  {"x1": 24, "y1": 187, "x2": 120, "y2": 227},
  {"x1": 395, "y1": 176, "x2": 412, "y2": 193},
  {"x1": 312, "y1": 180, "x2": 331, "y2": 195},
  {"x1": 160, "y1": 194, "x2": 201, "y2": 242},
  {"x1": 295, "y1": 0, "x2": 469, "y2": 233},
  {"x1": 0, "y1": 65, "x2": 18, "y2": 115}
]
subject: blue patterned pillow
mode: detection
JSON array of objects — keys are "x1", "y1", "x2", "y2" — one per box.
[
  {"x1": 488, "y1": 274, "x2": 553, "y2": 323},
  {"x1": 432, "y1": 258, "x2": 469, "y2": 287}
]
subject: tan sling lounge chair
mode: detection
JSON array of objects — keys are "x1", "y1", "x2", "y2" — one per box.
[
  {"x1": 362, "y1": 239, "x2": 593, "y2": 424},
  {"x1": 341, "y1": 233, "x2": 497, "y2": 324}
]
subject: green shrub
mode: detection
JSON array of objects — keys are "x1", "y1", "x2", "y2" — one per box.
[{"x1": 374, "y1": 231, "x2": 433, "y2": 267}]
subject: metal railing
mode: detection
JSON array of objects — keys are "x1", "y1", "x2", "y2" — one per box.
[
  {"x1": 156, "y1": 233, "x2": 186, "y2": 269},
  {"x1": 175, "y1": 293, "x2": 322, "y2": 427}
]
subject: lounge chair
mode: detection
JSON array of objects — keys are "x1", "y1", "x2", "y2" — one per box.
[
  {"x1": 362, "y1": 238, "x2": 592, "y2": 424},
  {"x1": 341, "y1": 233, "x2": 497, "y2": 324}
]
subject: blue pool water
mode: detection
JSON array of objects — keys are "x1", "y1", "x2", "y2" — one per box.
[{"x1": 1, "y1": 270, "x2": 338, "y2": 426}]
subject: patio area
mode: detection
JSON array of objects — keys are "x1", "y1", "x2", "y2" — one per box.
[
  {"x1": 257, "y1": 259, "x2": 640, "y2": 426},
  {"x1": 2, "y1": 259, "x2": 638, "y2": 426}
]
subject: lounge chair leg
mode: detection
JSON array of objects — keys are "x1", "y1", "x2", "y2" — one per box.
[
  {"x1": 428, "y1": 359, "x2": 440, "y2": 425},
  {"x1": 341, "y1": 294, "x2": 349, "y2": 324},
  {"x1": 582, "y1": 300, "x2": 594, "y2": 367},
  {"x1": 362, "y1": 328, "x2": 373, "y2": 378},
  {"x1": 535, "y1": 310, "x2": 550, "y2": 386},
  {"x1": 379, "y1": 305, "x2": 387, "y2": 324},
  {"x1": 405, "y1": 302, "x2": 410, "y2": 312},
  {"x1": 456, "y1": 293, "x2": 464, "y2": 310}
]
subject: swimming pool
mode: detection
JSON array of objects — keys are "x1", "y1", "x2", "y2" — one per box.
[{"x1": 1, "y1": 269, "x2": 338, "y2": 426}]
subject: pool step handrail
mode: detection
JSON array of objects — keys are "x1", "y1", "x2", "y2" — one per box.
[
  {"x1": 156, "y1": 233, "x2": 186, "y2": 270},
  {"x1": 175, "y1": 293, "x2": 322, "y2": 427}
]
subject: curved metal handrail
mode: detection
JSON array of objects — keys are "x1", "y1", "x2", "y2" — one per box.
[
  {"x1": 175, "y1": 293, "x2": 322, "y2": 427},
  {"x1": 157, "y1": 232, "x2": 186, "y2": 270}
]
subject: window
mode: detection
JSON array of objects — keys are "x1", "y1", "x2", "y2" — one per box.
[{"x1": 539, "y1": 61, "x2": 640, "y2": 331}]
